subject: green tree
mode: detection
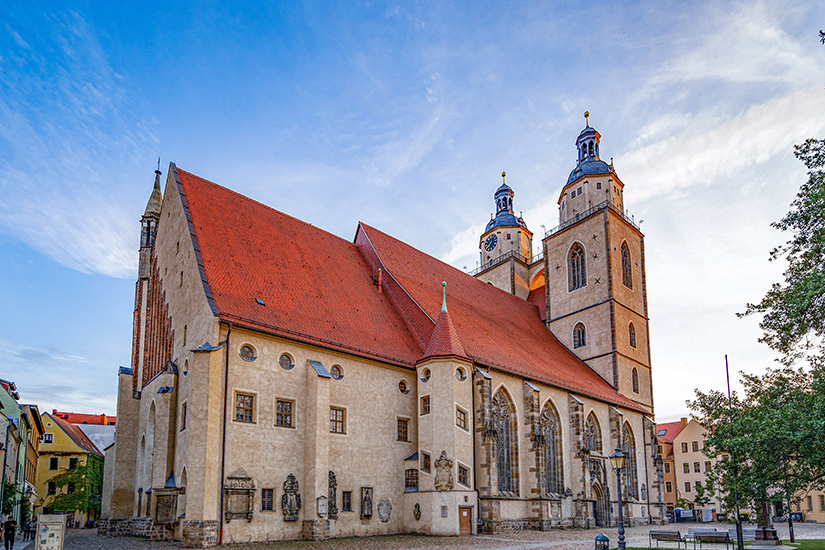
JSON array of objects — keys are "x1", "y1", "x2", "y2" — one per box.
[
  {"x1": 1, "y1": 481, "x2": 15, "y2": 515},
  {"x1": 46, "y1": 455, "x2": 104, "y2": 517},
  {"x1": 689, "y1": 364, "x2": 825, "y2": 527},
  {"x1": 741, "y1": 139, "x2": 825, "y2": 367}
]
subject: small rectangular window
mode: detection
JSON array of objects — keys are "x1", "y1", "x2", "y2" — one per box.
[
  {"x1": 577, "y1": 187, "x2": 582, "y2": 195},
  {"x1": 819, "y1": 495, "x2": 824, "y2": 511},
  {"x1": 261, "y1": 488, "x2": 274, "y2": 511},
  {"x1": 456, "y1": 407, "x2": 467, "y2": 430},
  {"x1": 683, "y1": 463, "x2": 689, "y2": 474},
  {"x1": 49, "y1": 457, "x2": 58, "y2": 470},
  {"x1": 596, "y1": 182, "x2": 602, "y2": 189},
  {"x1": 807, "y1": 496, "x2": 813, "y2": 511},
  {"x1": 67, "y1": 482, "x2": 76, "y2": 494},
  {"x1": 657, "y1": 444, "x2": 663, "y2": 455},
  {"x1": 330, "y1": 407, "x2": 345, "y2": 434},
  {"x1": 234, "y1": 392, "x2": 255, "y2": 423},
  {"x1": 421, "y1": 395, "x2": 431, "y2": 416},
  {"x1": 663, "y1": 462, "x2": 671, "y2": 474},
  {"x1": 458, "y1": 465, "x2": 469, "y2": 487},
  {"x1": 693, "y1": 462, "x2": 700, "y2": 473},
  {"x1": 342, "y1": 491, "x2": 352, "y2": 512},
  {"x1": 665, "y1": 481, "x2": 672, "y2": 493},
  {"x1": 405, "y1": 469, "x2": 418, "y2": 491},
  {"x1": 685, "y1": 482, "x2": 691, "y2": 493},
  {"x1": 47, "y1": 482, "x2": 56, "y2": 495},
  {"x1": 68, "y1": 457, "x2": 78, "y2": 470},
  {"x1": 506, "y1": 233, "x2": 511, "y2": 240},
  {"x1": 695, "y1": 481, "x2": 702, "y2": 489},
  {"x1": 397, "y1": 418, "x2": 409, "y2": 442},
  {"x1": 421, "y1": 451, "x2": 431, "y2": 473},
  {"x1": 276, "y1": 399, "x2": 294, "y2": 428},
  {"x1": 705, "y1": 461, "x2": 711, "y2": 472},
  {"x1": 692, "y1": 441, "x2": 699, "y2": 452},
  {"x1": 657, "y1": 429, "x2": 667, "y2": 436},
  {"x1": 681, "y1": 442, "x2": 688, "y2": 453},
  {"x1": 43, "y1": 434, "x2": 53, "y2": 444}
]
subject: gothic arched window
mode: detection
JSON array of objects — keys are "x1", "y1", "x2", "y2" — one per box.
[
  {"x1": 621, "y1": 242, "x2": 633, "y2": 289},
  {"x1": 540, "y1": 402, "x2": 564, "y2": 495},
  {"x1": 629, "y1": 322, "x2": 637, "y2": 348},
  {"x1": 573, "y1": 323, "x2": 586, "y2": 349},
  {"x1": 632, "y1": 368, "x2": 640, "y2": 394},
  {"x1": 492, "y1": 390, "x2": 518, "y2": 495},
  {"x1": 584, "y1": 413, "x2": 602, "y2": 454},
  {"x1": 568, "y1": 243, "x2": 587, "y2": 291},
  {"x1": 622, "y1": 424, "x2": 639, "y2": 500}
]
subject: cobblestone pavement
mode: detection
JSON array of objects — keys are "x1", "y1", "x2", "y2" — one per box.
[{"x1": 60, "y1": 522, "x2": 825, "y2": 550}]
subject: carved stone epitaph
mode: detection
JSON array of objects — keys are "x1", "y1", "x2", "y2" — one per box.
[
  {"x1": 434, "y1": 451, "x2": 454, "y2": 491},
  {"x1": 224, "y1": 468, "x2": 255, "y2": 523},
  {"x1": 328, "y1": 471, "x2": 338, "y2": 520},
  {"x1": 281, "y1": 473, "x2": 302, "y2": 521},
  {"x1": 377, "y1": 498, "x2": 392, "y2": 522},
  {"x1": 361, "y1": 487, "x2": 373, "y2": 519}
]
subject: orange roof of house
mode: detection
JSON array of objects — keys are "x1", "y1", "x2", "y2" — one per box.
[
  {"x1": 52, "y1": 410, "x2": 116, "y2": 425},
  {"x1": 420, "y1": 306, "x2": 469, "y2": 362},
  {"x1": 47, "y1": 413, "x2": 103, "y2": 457},
  {"x1": 655, "y1": 421, "x2": 683, "y2": 443},
  {"x1": 174, "y1": 166, "x2": 648, "y2": 413}
]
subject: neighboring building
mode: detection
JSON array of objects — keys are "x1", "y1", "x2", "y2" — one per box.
[
  {"x1": 0, "y1": 378, "x2": 29, "y2": 523},
  {"x1": 104, "y1": 119, "x2": 666, "y2": 546},
  {"x1": 51, "y1": 410, "x2": 117, "y2": 457},
  {"x1": 20, "y1": 405, "x2": 45, "y2": 515},
  {"x1": 792, "y1": 489, "x2": 825, "y2": 524},
  {"x1": 655, "y1": 420, "x2": 682, "y2": 512},
  {"x1": 36, "y1": 412, "x2": 104, "y2": 526}
]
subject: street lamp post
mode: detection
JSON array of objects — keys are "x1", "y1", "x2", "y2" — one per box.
[{"x1": 610, "y1": 447, "x2": 627, "y2": 550}]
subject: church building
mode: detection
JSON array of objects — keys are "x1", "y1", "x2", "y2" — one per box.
[{"x1": 101, "y1": 117, "x2": 665, "y2": 546}]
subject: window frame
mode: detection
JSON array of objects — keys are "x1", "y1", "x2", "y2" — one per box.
[
  {"x1": 663, "y1": 462, "x2": 671, "y2": 474},
  {"x1": 261, "y1": 488, "x2": 274, "y2": 511},
  {"x1": 420, "y1": 395, "x2": 431, "y2": 416},
  {"x1": 665, "y1": 481, "x2": 673, "y2": 493},
  {"x1": 621, "y1": 241, "x2": 633, "y2": 289},
  {"x1": 329, "y1": 406, "x2": 346, "y2": 434},
  {"x1": 457, "y1": 464, "x2": 470, "y2": 488},
  {"x1": 275, "y1": 398, "x2": 295, "y2": 428},
  {"x1": 49, "y1": 457, "x2": 58, "y2": 470},
  {"x1": 573, "y1": 322, "x2": 586, "y2": 349},
  {"x1": 692, "y1": 441, "x2": 699, "y2": 452},
  {"x1": 568, "y1": 242, "x2": 587, "y2": 291},
  {"x1": 455, "y1": 406, "x2": 468, "y2": 430},
  {"x1": 239, "y1": 344, "x2": 257, "y2": 362},
  {"x1": 180, "y1": 401, "x2": 187, "y2": 431},
  {"x1": 685, "y1": 481, "x2": 691, "y2": 493},
  {"x1": 233, "y1": 391, "x2": 256, "y2": 424},
  {"x1": 43, "y1": 433, "x2": 53, "y2": 444},
  {"x1": 342, "y1": 491, "x2": 352, "y2": 512},
  {"x1": 681, "y1": 442, "x2": 688, "y2": 453},
  {"x1": 397, "y1": 417, "x2": 410, "y2": 442},
  {"x1": 683, "y1": 463, "x2": 690, "y2": 474},
  {"x1": 404, "y1": 468, "x2": 419, "y2": 492},
  {"x1": 421, "y1": 451, "x2": 431, "y2": 473},
  {"x1": 278, "y1": 353, "x2": 295, "y2": 370}
]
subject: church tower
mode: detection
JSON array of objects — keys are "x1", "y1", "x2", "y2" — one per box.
[
  {"x1": 543, "y1": 113, "x2": 652, "y2": 408},
  {"x1": 474, "y1": 173, "x2": 542, "y2": 299}
]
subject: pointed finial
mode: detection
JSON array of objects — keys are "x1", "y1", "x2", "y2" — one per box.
[
  {"x1": 584, "y1": 111, "x2": 590, "y2": 127},
  {"x1": 441, "y1": 281, "x2": 447, "y2": 312},
  {"x1": 501, "y1": 171, "x2": 506, "y2": 184}
]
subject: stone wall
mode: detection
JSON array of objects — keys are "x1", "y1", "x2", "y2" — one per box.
[{"x1": 97, "y1": 517, "x2": 176, "y2": 541}]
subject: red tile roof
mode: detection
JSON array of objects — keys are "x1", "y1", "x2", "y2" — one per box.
[
  {"x1": 47, "y1": 413, "x2": 103, "y2": 457},
  {"x1": 174, "y1": 165, "x2": 648, "y2": 413},
  {"x1": 527, "y1": 287, "x2": 546, "y2": 322},
  {"x1": 421, "y1": 306, "x2": 469, "y2": 362},
  {"x1": 655, "y1": 421, "x2": 683, "y2": 443},
  {"x1": 175, "y1": 168, "x2": 423, "y2": 367},
  {"x1": 52, "y1": 410, "x2": 116, "y2": 425}
]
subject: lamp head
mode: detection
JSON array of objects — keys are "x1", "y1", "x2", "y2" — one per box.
[{"x1": 609, "y1": 447, "x2": 626, "y2": 470}]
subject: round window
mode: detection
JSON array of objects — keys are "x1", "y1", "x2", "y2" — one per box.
[
  {"x1": 279, "y1": 354, "x2": 295, "y2": 370},
  {"x1": 455, "y1": 367, "x2": 466, "y2": 381},
  {"x1": 239, "y1": 345, "x2": 256, "y2": 362},
  {"x1": 420, "y1": 368, "x2": 431, "y2": 382},
  {"x1": 330, "y1": 365, "x2": 343, "y2": 380},
  {"x1": 399, "y1": 380, "x2": 409, "y2": 394}
]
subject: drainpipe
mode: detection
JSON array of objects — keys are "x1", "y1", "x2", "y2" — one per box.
[
  {"x1": 643, "y1": 418, "x2": 652, "y2": 524},
  {"x1": 0, "y1": 419, "x2": 9, "y2": 519},
  {"x1": 218, "y1": 322, "x2": 232, "y2": 545}
]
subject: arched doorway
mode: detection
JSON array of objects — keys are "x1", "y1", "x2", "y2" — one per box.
[{"x1": 592, "y1": 484, "x2": 608, "y2": 527}]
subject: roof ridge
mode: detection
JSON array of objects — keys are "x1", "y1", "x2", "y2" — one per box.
[{"x1": 47, "y1": 413, "x2": 103, "y2": 456}]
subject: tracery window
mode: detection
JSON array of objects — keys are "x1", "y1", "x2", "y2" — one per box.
[
  {"x1": 629, "y1": 322, "x2": 637, "y2": 348},
  {"x1": 492, "y1": 390, "x2": 518, "y2": 495},
  {"x1": 573, "y1": 323, "x2": 586, "y2": 349},
  {"x1": 540, "y1": 402, "x2": 564, "y2": 495},
  {"x1": 621, "y1": 242, "x2": 633, "y2": 289},
  {"x1": 584, "y1": 413, "x2": 602, "y2": 454},
  {"x1": 622, "y1": 424, "x2": 639, "y2": 500},
  {"x1": 632, "y1": 368, "x2": 640, "y2": 394},
  {"x1": 568, "y1": 243, "x2": 587, "y2": 291}
]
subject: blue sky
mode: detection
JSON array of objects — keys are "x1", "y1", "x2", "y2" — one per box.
[{"x1": 1, "y1": 1, "x2": 823, "y2": 420}]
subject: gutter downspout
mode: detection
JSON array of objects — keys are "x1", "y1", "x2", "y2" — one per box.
[
  {"x1": 643, "y1": 418, "x2": 652, "y2": 524},
  {"x1": 218, "y1": 322, "x2": 232, "y2": 545}
]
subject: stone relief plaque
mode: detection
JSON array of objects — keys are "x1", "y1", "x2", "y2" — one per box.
[
  {"x1": 413, "y1": 503, "x2": 421, "y2": 521},
  {"x1": 317, "y1": 495, "x2": 328, "y2": 518},
  {"x1": 360, "y1": 487, "x2": 373, "y2": 519},
  {"x1": 281, "y1": 473, "x2": 302, "y2": 521},
  {"x1": 434, "y1": 451, "x2": 454, "y2": 491},
  {"x1": 224, "y1": 468, "x2": 255, "y2": 523},
  {"x1": 377, "y1": 498, "x2": 392, "y2": 522}
]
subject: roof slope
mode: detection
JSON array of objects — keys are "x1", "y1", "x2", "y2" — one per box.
[
  {"x1": 175, "y1": 167, "x2": 422, "y2": 366},
  {"x1": 421, "y1": 307, "x2": 468, "y2": 361},
  {"x1": 48, "y1": 413, "x2": 103, "y2": 457},
  {"x1": 655, "y1": 421, "x2": 683, "y2": 443},
  {"x1": 360, "y1": 224, "x2": 645, "y2": 411}
]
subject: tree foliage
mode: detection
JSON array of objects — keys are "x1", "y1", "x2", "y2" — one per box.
[
  {"x1": 741, "y1": 139, "x2": 825, "y2": 367},
  {"x1": 689, "y1": 364, "x2": 825, "y2": 525},
  {"x1": 1, "y1": 481, "x2": 15, "y2": 515},
  {"x1": 46, "y1": 455, "x2": 104, "y2": 516}
]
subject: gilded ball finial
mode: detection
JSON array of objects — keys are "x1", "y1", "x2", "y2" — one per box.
[
  {"x1": 501, "y1": 171, "x2": 506, "y2": 183},
  {"x1": 584, "y1": 111, "x2": 590, "y2": 118}
]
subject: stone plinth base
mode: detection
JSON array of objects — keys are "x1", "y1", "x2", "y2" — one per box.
[
  {"x1": 302, "y1": 519, "x2": 330, "y2": 541},
  {"x1": 181, "y1": 520, "x2": 220, "y2": 547},
  {"x1": 97, "y1": 517, "x2": 176, "y2": 541}
]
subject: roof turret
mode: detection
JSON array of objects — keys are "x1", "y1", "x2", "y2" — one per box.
[
  {"x1": 566, "y1": 111, "x2": 614, "y2": 185},
  {"x1": 485, "y1": 172, "x2": 529, "y2": 232},
  {"x1": 143, "y1": 168, "x2": 163, "y2": 219},
  {"x1": 420, "y1": 282, "x2": 468, "y2": 362}
]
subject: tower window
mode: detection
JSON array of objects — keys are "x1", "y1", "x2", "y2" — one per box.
[
  {"x1": 506, "y1": 233, "x2": 511, "y2": 240},
  {"x1": 629, "y1": 323, "x2": 637, "y2": 348},
  {"x1": 573, "y1": 323, "x2": 586, "y2": 348},
  {"x1": 621, "y1": 242, "x2": 633, "y2": 289},
  {"x1": 568, "y1": 243, "x2": 587, "y2": 291},
  {"x1": 632, "y1": 368, "x2": 639, "y2": 393},
  {"x1": 596, "y1": 182, "x2": 602, "y2": 189}
]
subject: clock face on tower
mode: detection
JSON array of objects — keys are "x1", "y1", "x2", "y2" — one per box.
[{"x1": 483, "y1": 234, "x2": 498, "y2": 252}]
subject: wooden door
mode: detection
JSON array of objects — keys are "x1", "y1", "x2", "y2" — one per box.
[{"x1": 459, "y1": 506, "x2": 472, "y2": 535}]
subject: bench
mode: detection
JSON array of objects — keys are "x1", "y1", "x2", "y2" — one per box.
[
  {"x1": 694, "y1": 531, "x2": 732, "y2": 550},
  {"x1": 727, "y1": 528, "x2": 756, "y2": 542},
  {"x1": 649, "y1": 530, "x2": 687, "y2": 548},
  {"x1": 688, "y1": 528, "x2": 719, "y2": 537}
]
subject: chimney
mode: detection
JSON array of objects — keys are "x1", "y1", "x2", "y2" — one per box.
[
  {"x1": 377, "y1": 268, "x2": 383, "y2": 294},
  {"x1": 681, "y1": 417, "x2": 688, "y2": 430}
]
